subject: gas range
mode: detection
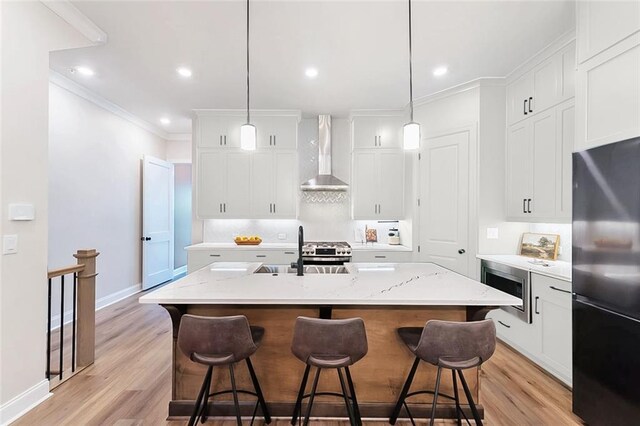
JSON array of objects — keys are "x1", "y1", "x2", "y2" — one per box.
[{"x1": 302, "y1": 241, "x2": 352, "y2": 265}]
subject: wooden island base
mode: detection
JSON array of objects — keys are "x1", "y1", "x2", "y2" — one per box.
[{"x1": 163, "y1": 304, "x2": 492, "y2": 420}]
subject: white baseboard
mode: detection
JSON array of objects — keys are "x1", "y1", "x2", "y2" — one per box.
[
  {"x1": 0, "y1": 380, "x2": 51, "y2": 426},
  {"x1": 50, "y1": 283, "x2": 142, "y2": 330},
  {"x1": 173, "y1": 265, "x2": 187, "y2": 277}
]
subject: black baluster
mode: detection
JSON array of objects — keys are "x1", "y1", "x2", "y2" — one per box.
[
  {"x1": 47, "y1": 278, "x2": 52, "y2": 379},
  {"x1": 59, "y1": 275, "x2": 64, "y2": 380},
  {"x1": 72, "y1": 272, "x2": 77, "y2": 372}
]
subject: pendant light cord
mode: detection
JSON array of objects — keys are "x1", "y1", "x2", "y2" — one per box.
[
  {"x1": 246, "y1": 0, "x2": 251, "y2": 124},
  {"x1": 408, "y1": 0, "x2": 414, "y2": 122}
]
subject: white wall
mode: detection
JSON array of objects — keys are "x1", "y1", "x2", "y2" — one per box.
[
  {"x1": 48, "y1": 82, "x2": 167, "y2": 317},
  {"x1": 166, "y1": 139, "x2": 192, "y2": 163},
  {"x1": 0, "y1": 2, "x2": 94, "y2": 423}
]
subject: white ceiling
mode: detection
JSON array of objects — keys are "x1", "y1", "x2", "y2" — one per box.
[{"x1": 50, "y1": 1, "x2": 575, "y2": 135}]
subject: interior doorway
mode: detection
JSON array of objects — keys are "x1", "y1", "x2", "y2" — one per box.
[{"x1": 173, "y1": 163, "x2": 192, "y2": 277}]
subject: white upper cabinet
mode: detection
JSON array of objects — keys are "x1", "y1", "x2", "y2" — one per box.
[
  {"x1": 577, "y1": 1, "x2": 640, "y2": 64},
  {"x1": 352, "y1": 151, "x2": 404, "y2": 219},
  {"x1": 197, "y1": 151, "x2": 251, "y2": 218},
  {"x1": 250, "y1": 151, "x2": 297, "y2": 219},
  {"x1": 254, "y1": 115, "x2": 298, "y2": 149},
  {"x1": 352, "y1": 116, "x2": 404, "y2": 149},
  {"x1": 507, "y1": 41, "x2": 576, "y2": 126},
  {"x1": 506, "y1": 122, "x2": 533, "y2": 219},
  {"x1": 197, "y1": 115, "x2": 245, "y2": 148}
]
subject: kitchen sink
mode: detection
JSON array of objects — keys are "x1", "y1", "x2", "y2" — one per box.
[{"x1": 254, "y1": 265, "x2": 349, "y2": 274}]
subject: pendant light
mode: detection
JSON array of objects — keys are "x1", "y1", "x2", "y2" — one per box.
[
  {"x1": 240, "y1": 0, "x2": 256, "y2": 151},
  {"x1": 403, "y1": 0, "x2": 420, "y2": 150}
]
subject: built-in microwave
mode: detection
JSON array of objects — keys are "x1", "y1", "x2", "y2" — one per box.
[{"x1": 481, "y1": 260, "x2": 531, "y2": 323}]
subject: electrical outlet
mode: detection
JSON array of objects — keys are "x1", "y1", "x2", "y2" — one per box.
[
  {"x1": 278, "y1": 233, "x2": 287, "y2": 240},
  {"x1": 486, "y1": 227, "x2": 499, "y2": 239}
]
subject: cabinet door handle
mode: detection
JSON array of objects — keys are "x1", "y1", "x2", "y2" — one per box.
[
  {"x1": 256, "y1": 255, "x2": 267, "y2": 258},
  {"x1": 524, "y1": 99, "x2": 528, "y2": 115},
  {"x1": 269, "y1": 203, "x2": 272, "y2": 213},
  {"x1": 223, "y1": 203, "x2": 226, "y2": 213},
  {"x1": 549, "y1": 285, "x2": 572, "y2": 294},
  {"x1": 523, "y1": 198, "x2": 527, "y2": 213},
  {"x1": 535, "y1": 296, "x2": 540, "y2": 314},
  {"x1": 498, "y1": 320, "x2": 511, "y2": 329},
  {"x1": 375, "y1": 255, "x2": 387, "y2": 259},
  {"x1": 273, "y1": 135, "x2": 276, "y2": 146},
  {"x1": 224, "y1": 135, "x2": 227, "y2": 145},
  {"x1": 284, "y1": 251, "x2": 295, "y2": 255},
  {"x1": 527, "y1": 198, "x2": 532, "y2": 214},
  {"x1": 209, "y1": 254, "x2": 221, "y2": 257},
  {"x1": 273, "y1": 203, "x2": 276, "y2": 213},
  {"x1": 528, "y1": 97, "x2": 533, "y2": 113},
  {"x1": 220, "y1": 135, "x2": 223, "y2": 146},
  {"x1": 378, "y1": 204, "x2": 381, "y2": 215},
  {"x1": 220, "y1": 203, "x2": 222, "y2": 213}
]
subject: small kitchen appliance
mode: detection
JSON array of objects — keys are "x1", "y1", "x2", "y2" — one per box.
[{"x1": 388, "y1": 228, "x2": 400, "y2": 245}]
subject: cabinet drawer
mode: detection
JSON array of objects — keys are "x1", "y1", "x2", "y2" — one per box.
[
  {"x1": 351, "y1": 251, "x2": 413, "y2": 263},
  {"x1": 187, "y1": 251, "x2": 246, "y2": 273},
  {"x1": 487, "y1": 308, "x2": 538, "y2": 354},
  {"x1": 532, "y1": 273, "x2": 572, "y2": 310}
]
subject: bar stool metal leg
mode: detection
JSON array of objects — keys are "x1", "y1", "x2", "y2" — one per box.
[
  {"x1": 429, "y1": 366, "x2": 442, "y2": 426},
  {"x1": 458, "y1": 370, "x2": 483, "y2": 426},
  {"x1": 303, "y1": 367, "x2": 321, "y2": 426},
  {"x1": 199, "y1": 367, "x2": 213, "y2": 423},
  {"x1": 452, "y1": 370, "x2": 462, "y2": 426},
  {"x1": 246, "y1": 358, "x2": 271, "y2": 424},
  {"x1": 390, "y1": 356, "x2": 421, "y2": 424},
  {"x1": 337, "y1": 368, "x2": 355, "y2": 426},
  {"x1": 344, "y1": 366, "x2": 362, "y2": 426},
  {"x1": 189, "y1": 366, "x2": 212, "y2": 426},
  {"x1": 291, "y1": 364, "x2": 311, "y2": 425},
  {"x1": 229, "y1": 363, "x2": 242, "y2": 426}
]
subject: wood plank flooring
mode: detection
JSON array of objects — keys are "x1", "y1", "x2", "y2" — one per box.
[{"x1": 15, "y1": 289, "x2": 584, "y2": 425}]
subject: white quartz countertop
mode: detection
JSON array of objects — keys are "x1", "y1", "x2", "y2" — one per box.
[
  {"x1": 186, "y1": 243, "x2": 297, "y2": 251},
  {"x1": 139, "y1": 262, "x2": 521, "y2": 307},
  {"x1": 477, "y1": 254, "x2": 572, "y2": 282}
]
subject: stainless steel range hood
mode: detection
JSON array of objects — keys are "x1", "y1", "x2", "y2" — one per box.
[{"x1": 300, "y1": 115, "x2": 348, "y2": 192}]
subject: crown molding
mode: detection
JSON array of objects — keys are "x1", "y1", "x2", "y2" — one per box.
[
  {"x1": 412, "y1": 77, "x2": 506, "y2": 108},
  {"x1": 192, "y1": 109, "x2": 302, "y2": 122},
  {"x1": 41, "y1": 1, "x2": 107, "y2": 44},
  {"x1": 49, "y1": 70, "x2": 170, "y2": 140}
]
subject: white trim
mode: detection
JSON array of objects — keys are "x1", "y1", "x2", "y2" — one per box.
[
  {"x1": 348, "y1": 109, "x2": 406, "y2": 120},
  {"x1": 505, "y1": 29, "x2": 576, "y2": 83},
  {"x1": 49, "y1": 284, "x2": 142, "y2": 330},
  {"x1": 173, "y1": 265, "x2": 187, "y2": 277},
  {"x1": 49, "y1": 70, "x2": 170, "y2": 140},
  {"x1": 193, "y1": 109, "x2": 302, "y2": 121},
  {"x1": 41, "y1": 1, "x2": 107, "y2": 44},
  {"x1": 166, "y1": 133, "x2": 191, "y2": 141},
  {"x1": 0, "y1": 380, "x2": 51, "y2": 426},
  {"x1": 413, "y1": 77, "x2": 505, "y2": 108}
]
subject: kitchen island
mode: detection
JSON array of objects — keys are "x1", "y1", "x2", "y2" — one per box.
[{"x1": 139, "y1": 262, "x2": 520, "y2": 420}]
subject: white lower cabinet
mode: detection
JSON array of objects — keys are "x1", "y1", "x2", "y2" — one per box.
[
  {"x1": 351, "y1": 250, "x2": 413, "y2": 263},
  {"x1": 187, "y1": 249, "x2": 298, "y2": 274},
  {"x1": 488, "y1": 272, "x2": 572, "y2": 386}
]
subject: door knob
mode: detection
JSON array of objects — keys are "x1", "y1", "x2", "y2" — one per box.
[
  {"x1": 141, "y1": 237, "x2": 151, "y2": 241},
  {"x1": 458, "y1": 249, "x2": 466, "y2": 254}
]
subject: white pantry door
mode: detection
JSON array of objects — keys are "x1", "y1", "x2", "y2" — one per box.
[
  {"x1": 419, "y1": 128, "x2": 471, "y2": 276},
  {"x1": 142, "y1": 155, "x2": 174, "y2": 290}
]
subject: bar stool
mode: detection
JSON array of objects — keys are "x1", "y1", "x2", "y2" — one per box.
[
  {"x1": 389, "y1": 319, "x2": 496, "y2": 426},
  {"x1": 290, "y1": 316, "x2": 368, "y2": 426},
  {"x1": 177, "y1": 314, "x2": 271, "y2": 426}
]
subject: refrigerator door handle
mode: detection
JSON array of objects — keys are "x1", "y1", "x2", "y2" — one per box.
[{"x1": 575, "y1": 297, "x2": 640, "y2": 325}]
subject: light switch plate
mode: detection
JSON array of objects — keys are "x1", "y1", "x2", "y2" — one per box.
[
  {"x1": 486, "y1": 227, "x2": 499, "y2": 239},
  {"x1": 3, "y1": 235, "x2": 18, "y2": 254},
  {"x1": 9, "y1": 204, "x2": 35, "y2": 221}
]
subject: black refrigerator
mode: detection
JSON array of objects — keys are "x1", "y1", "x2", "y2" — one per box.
[{"x1": 573, "y1": 136, "x2": 640, "y2": 425}]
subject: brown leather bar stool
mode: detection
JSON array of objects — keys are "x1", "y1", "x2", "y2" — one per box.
[
  {"x1": 177, "y1": 314, "x2": 271, "y2": 426},
  {"x1": 290, "y1": 316, "x2": 368, "y2": 426},
  {"x1": 389, "y1": 319, "x2": 496, "y2": 426}
]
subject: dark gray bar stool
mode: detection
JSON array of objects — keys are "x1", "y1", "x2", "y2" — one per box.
[
  {"x1": 290, "y1": 316, "x2": 368, "y2": 426},
  {"x1": 389, "y1": 319, "x2": 496, "y2": 426},
  {"x1": 177, "y1": 314, "x2": 271, "y2": 426}
]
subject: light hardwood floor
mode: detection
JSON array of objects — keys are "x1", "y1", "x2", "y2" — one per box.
[{"x1": 15, "y1": 289, "x2": 584, "y2": 426}]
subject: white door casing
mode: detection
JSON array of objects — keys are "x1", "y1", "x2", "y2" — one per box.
[
  {"x1": 419, "y1": 127, "x2": 470, "y2": 276},
  {"x1": 142, "y1": 155, "x2": 174, "y2": 290}
]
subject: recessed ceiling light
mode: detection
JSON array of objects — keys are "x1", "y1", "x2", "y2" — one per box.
[
  {"x1": 74, "y1": 66, "x2": 95, "y2": 76},
  {"x1": 160, "y1": 117, "x2": 171, "y2": 125},
  {"x1": 177, "y1": 67, "x2": 192, "y2": 78},
  {"x1": 433, "y1": 66, "x2": 448, "y2": 77},
  {"x1": 305, "y1": 67, "x2": 319, "y2": 79}
]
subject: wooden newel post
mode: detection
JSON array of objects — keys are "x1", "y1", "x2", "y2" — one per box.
[{"x1": 73, "y1": 248, "x2": 99, "y2": 368}]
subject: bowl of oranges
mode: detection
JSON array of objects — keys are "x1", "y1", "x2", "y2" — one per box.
[{"x1": 234, "y1": 235, "x2": 262, "y2": 246}]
